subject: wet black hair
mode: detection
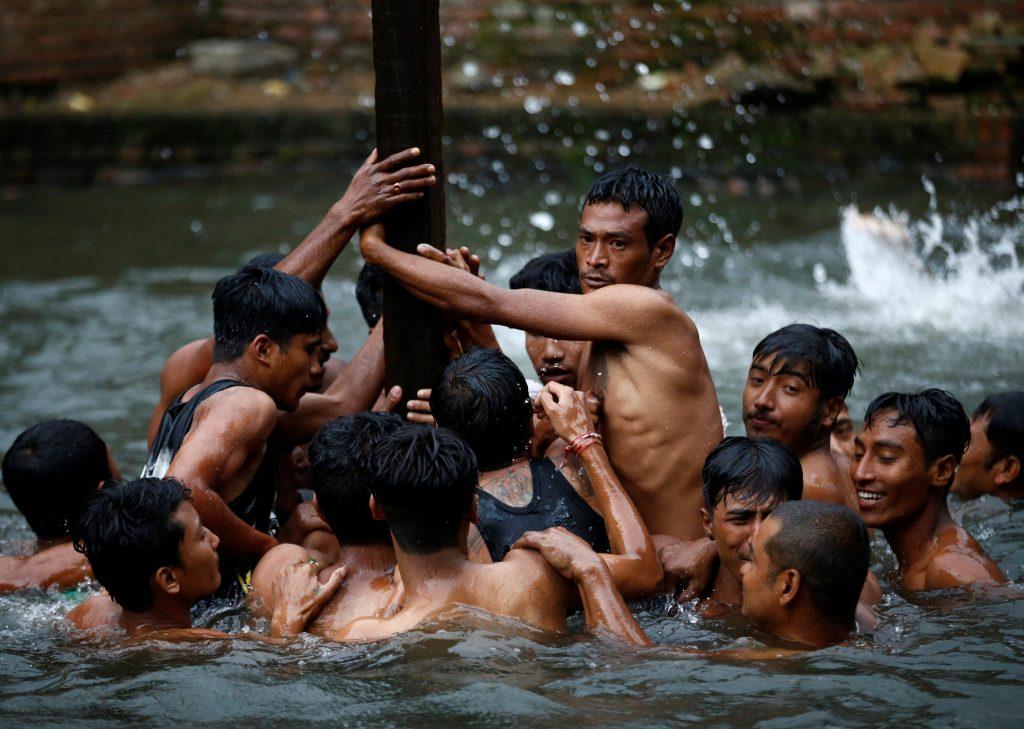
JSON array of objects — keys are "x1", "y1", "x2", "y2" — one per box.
[
  {"x1": 73, "y1": 478, "x2": 191, "y2": 613},
  {"x1": 242, "y1": 252, "x2": 286, "y2": 271},
  {"x1": 2, "y1": 420, "x2": 112, "y2": 540},
  {"x1": 509, "y1": 250, "x2": 581, "y2": 294},
  {"x1": 211, "y1": 265, "x2": 327, "y2": 362},
  {"x1": 307, "y1": 412, "x2": 404, "y2": 545},
  {"x1": 975, "y1": 392, "x2": 1024, "y2": 477},
  {"x1": 752, "y1": 324, "x2": 859, "y2": 401},
  {"x1": 765, "y1": 500, "x2": 869, "y2": 625},
  {"x1": 356, "y1": 263, "x2": 384, "y2": 328},
  {"x1": 367, "y1": 424, "x2": 478, "y2": 554},
  {"x1": 864, "y1": 389, "x2": 971, "y2": 476},
  {"x1": 430, "y1": 348, "x2": 534, "y2": 471},
  {"x1": 584, "y1": 165, "x2": 683, "y2": 247},
  {"x1": 702, "y1": 436, "x2": 803, "y2": 511}
]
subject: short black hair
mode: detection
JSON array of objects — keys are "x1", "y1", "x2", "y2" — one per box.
[
  {"x1": 975, "y1": 392, "x2": 1024, "y2": 477},
  {"x1": 368, "y1": 424, "x2": 478, "y2": 554},
  {"x1": 73, "y1": 478, "x2": 191, "y2": 613},
  {"x1": 702, "y1": 436, "x2": 803, "y2": 511},
  {"x1": 430, "y1": 349, "x2": 533, "y2": 471},
  {"x1": 509, "y1": 250, "x2": 581, "y2": 294},
  {"x1": 2, "y1": 420, "x2": 112, "y2": 540},
  {"x1": 307, "y1": 412, "x2": 404, "y2": 545},
  {"x1": 752, "y1": 324, "x2": 859, "y2": 401},
  {"x1": 211, "y1": 265, "x2": 327, "y2": 362},
  {"x1": 864, "y1": 389, "x2": 971, "y2": 476},
  {"x1": 765, "y1": 500, "x2": 869, "y2": 625},
  {"x1": 584, "y1": 165, "x2": 683, "y2": 247},
  {"x1": 242, "y1": 252, "x2": 286, "y2": 271},
  {"x1": 356, "y1": 263, "x2": 384, "y2": 328}
]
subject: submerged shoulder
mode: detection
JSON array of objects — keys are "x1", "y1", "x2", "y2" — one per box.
[
  {"x1": 66, "y1": 593, "x2": 122, "y2": 631},
  {"x1": 926, "y1": 539, "x2": 1006, "y2": 589}
]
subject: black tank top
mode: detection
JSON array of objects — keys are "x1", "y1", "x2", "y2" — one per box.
[
  {"x1": 476, "y1": 458, "x2": 612, "y2": 563},
  {"x1": 143, "y1": 379, "x2": 277, "y2": 536}
]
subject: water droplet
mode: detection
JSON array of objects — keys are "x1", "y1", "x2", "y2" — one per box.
[
  {"x1": 529, "y1": 212, "x2": 555, "y2": 232},
  {"x1": 553, "y1": 70, "x2": 575, "y2": 86},
  {"x1": 523, "y1": 96, "x2": 546, "y2": 114},
  {"x1": 698, "y1": 134, "x2": 714, "y2": 150}
]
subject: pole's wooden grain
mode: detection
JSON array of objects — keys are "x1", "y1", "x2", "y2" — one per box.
[{"x1": 371, "y1": 0, "x2": 449, "y2": 414}]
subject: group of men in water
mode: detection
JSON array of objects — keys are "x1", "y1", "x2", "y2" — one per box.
[{"x1": 1, "y1": 149, "x2": 1021, "y2": 654}]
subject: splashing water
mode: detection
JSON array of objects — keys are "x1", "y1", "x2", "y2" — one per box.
[{"x1": 832, "y1": 182, "x2": 1024, "y2": 337}]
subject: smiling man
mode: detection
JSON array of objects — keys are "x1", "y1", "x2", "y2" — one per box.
[
  {"x1": 852, "y1": 389, "x2": 1006, "y2": 591},
  {"x1": 360, "y1": 166, "x2": 723, "y2": 541}
]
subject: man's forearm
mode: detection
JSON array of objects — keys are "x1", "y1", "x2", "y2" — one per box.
[
  {"x1": 576, "y1": 561, "x2": 652, "y2": 646},
  {"x1": 189, "y1": 485, "x2": 277, "y2": 559},
  {"x1": 277, "y1": 208, "x2": 357, "y2": 289}
]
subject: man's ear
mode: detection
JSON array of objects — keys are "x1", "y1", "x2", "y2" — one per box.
[
  {"x1": 153, "y1": 566, "x2": 181, "y2": 597},
  {"x1": 775, "y1": 568, "x2": 801, "y2": 608},
  {"x1": 700, "y1": 507, "x2": 714, "y2": 541},
  {"x1": 651, "y1": 233, "x2": 676, "y2": 271},
  {"x1": 368, "y1": 495, "x2": 386, "y2": 521},
  {"x1": 993, "y1": 455, "x2": 1022, "y2": 487},
  {"x1": 820, "y1": 396, "x2": 845, "y2": 430},
  {"x1": 251, "y1": 334, "x2": 277, "y2": 367},
  {"x1": 930, "y1": 454, "x2": 958, "y2": 489}
]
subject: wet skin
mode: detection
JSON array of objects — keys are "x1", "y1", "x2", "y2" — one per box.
[
  {"x1": 830, "y1": 406, "x2": 856, "y2": 462},
  {"x1": 852, "y1": 414, "x2": 1006, "y2": 590},
  {"x1": 362, "y1": 202, "x2": 723, "y2": 541},
  {"x1": 743, "y1": 355, "x2": 857, "y2": 510},
  {"x1": 952, "y1": 415, "x2": 1023, "y2": 500},
  {"x1": 525, "y1": 332, "x2": 584, "y2": 386}
]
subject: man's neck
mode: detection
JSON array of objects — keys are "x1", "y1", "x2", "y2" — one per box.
[
  {"x1": 119, "y1": 597, "x2": 193, "y2": 637},
  {"x1": 205, "y1": 360, "x2": 262, "y2": 391},
  {"x1": 882, "y1": 493, "x2": 949, "y2": 575},
  {"x1": 392, "y1": 546, "x2": 467, "y2": 602},
  {"x1": 704, "y1": 561, "x2": 742, "y2": 607},
  {"x1": 337, "y1": 541, "x2": 396, "y2": 574},
  {"x1": 767, "y1": 607, "x2": 852, "y2": 649},
  {"x1": 796, "y1": 434, "x2": 832, "y2": 460}
]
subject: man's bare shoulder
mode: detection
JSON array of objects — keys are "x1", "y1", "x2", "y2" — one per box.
[
  {"x1": 925, "y1": 537, "x2": 1007, "y2": 590},
  {"x1": 66, "y1": 593, "x2": 122, "y2": 631},
  {"x1": 801, "y1": 450, "x2": 857, "y2": 509},
  {"x1": 193, "y1": 385, "x2": 278, "y2": 437}
]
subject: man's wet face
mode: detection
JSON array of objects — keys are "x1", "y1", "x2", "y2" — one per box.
[
  {"x1": 576, "y1": 202, "x2": 659, "y2": 293},
  {"x1": 525, "y1": 332, "x2": 584, "y2": 386},
  {"x1": 314, "y1": 322, "x2": 339, "y2": 386},
  {"x1": 831, "y1": 406, "x2": 855, "y2": 461},
  {"x1": 272, "y1": 333, "x2": 323, "y2": 412},
  {"x1": 705, "y1": 493, "x2": 780, "y2": 583},
  {"x1": 743, "y1": 355, "x2": 823, "y2": 453},
  {"x1": 739, "y1": 516, "x2": 781, "y2": 628},
  {"x1": 851, "y1": 412, "x2": 935, "y2": 529},
  {"x1": 171, "y1": 502, "x2": 221, "y2": 600},
  {"x1": 952, "y1": 416, "x2": 994, "y2": 499}
]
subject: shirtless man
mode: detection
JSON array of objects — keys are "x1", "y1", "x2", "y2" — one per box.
[
  {"x1": 360, "y1": 165, "x2": 723, "y2": 541},
  {"x1": 529, "y1": 500, "x2": 871, "y2": 651},
  {"x1": 273, "y1": 424, "x2": 581, "y2": 641},
  {"x1": 67, "y1": 478, "x2": 337, "y2": 639},
  {"x1": 429, "y1": 348, "x2": 662, "y2": 598},
  {"x1": 691, "y1": 436, "x2": 802, "y2": 615},
  {"x1": 1, "y1": 420, "x2": 119, "y2": 592},
  {"x1": 853, "y1": 389, "x2": 1007, "y2": 591},
  {"x1": 952, "y1": 392, "x2": 1024, "y2": 501},
  {"x1": 249, "y1": 412, "x2": 405, "y2": 633},
  {"x1": 742, "y1": 324, "x2": 860, "y2": 509}
]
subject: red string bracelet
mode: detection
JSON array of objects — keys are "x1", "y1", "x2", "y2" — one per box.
[{"x1": 561, "y1": 431, "x2": 602, "y2": 468}]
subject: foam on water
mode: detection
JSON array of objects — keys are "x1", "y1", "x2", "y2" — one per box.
[{"x1": 828, "y1": 181, "x2": 1024, "y2": 338}]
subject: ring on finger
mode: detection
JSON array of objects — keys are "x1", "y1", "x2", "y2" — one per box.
[{"x1": 392, "y1": 183, "x2": 401, "y2": 193}]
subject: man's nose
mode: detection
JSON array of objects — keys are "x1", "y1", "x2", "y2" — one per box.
[
  {"x1": 753, "y1": 384, "x2": 774, "y2": 411},
  {"x1": 210, "y1": 531, "x2": 220, "y2": 550},
  {"x1": 586, "y1": 241, "x2": 609, "y2": 268},
  {"x1": 852, "y1": 457, "x2": 871, "y2": 485},
  {"x1": 321, "y1": 328, "x2": 339, "y2": 353},
  {"x1": 542, "y1": 338, "x2": 565, "y2": 362}
]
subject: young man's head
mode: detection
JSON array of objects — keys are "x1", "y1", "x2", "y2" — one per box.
[
  {"x1": 367, "y1": 424, "x2": 478, "y2": 554},
  {"x1": 852, "y1": 389, "x2": 970, "y2": 529},
  {"x1": 2, "y1": 420, "x2": 118, "y2": 541},
  {"x1": 577, "y1": 166, "x2": 682, "y2": 293},
  {"x1": 510, "y1": 250, "x2": 584, "y2": 387},
  {"x1": 73, "y1": 478, "x2": 221, "y2": 613},
  {"x1": 211, "y1": 265, "x2": 328, "y2": 411},
  {"x1": 430, "y1": 348, "x2": 534, "y2": 471},
  {"x1": 356, "y1": 263, "x2": 384, "y2": 329},
  {"x1": 740, "y1": 500, "x2": 869, "y2": 642},
  {"x1": 743, "y1": 324, "x2": 859, "y2": 455},
  {"x1": 701, "y1": 437, "x2": 803, "y2": 584},
  {"x1": 953, "y1": 392, "x2": 1024, "y2": 500},
  {"x1": 830, "y1": 404, "x2": 856, "y2": 461},
  {"x1": 307, "y1": 412, "x2": 404, "y2": 545}
]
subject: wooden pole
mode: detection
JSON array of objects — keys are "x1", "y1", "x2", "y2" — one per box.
[{"x1": 371, "y1": 0, "x2": 450, "y2": 415}]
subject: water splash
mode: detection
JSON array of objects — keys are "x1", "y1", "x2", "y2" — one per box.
[{"x1": 830, "y1": 183, "x2": 1024, "y2": 337}]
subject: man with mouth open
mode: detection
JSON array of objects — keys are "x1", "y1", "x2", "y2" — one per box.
[
  {"x1": 852, "y1": 389, "x2": 1006, "y2": 591},
  {"x1": 360, "y1": 165, "x2": 723, "y2": 542}
]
